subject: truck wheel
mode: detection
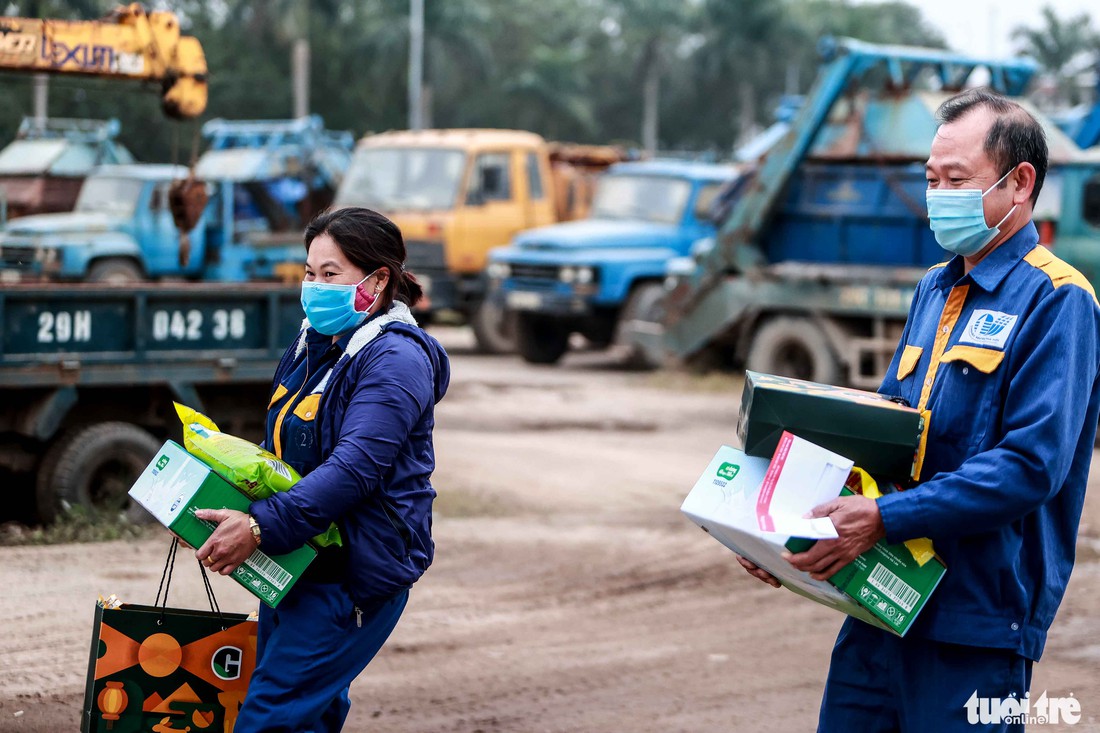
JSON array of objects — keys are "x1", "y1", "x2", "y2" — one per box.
[
  {"x1": 471, "y1": 299, "x2": 517, "y2": 354},
  {"x1": 746, "y1": 316, "x2": 842, "y2": 384},
  {"x1": 616, "y1": 283, "x2": 667, "y2": 370},
  {"x1": 86, "y1": 258, "x2": 144, "y2": 283},
  {"x1": 515, "y1": 314, "x2": 569, "y2": 365},
  {"x1": 36, "y1": 422, "x2": 160, "y2": 524}
]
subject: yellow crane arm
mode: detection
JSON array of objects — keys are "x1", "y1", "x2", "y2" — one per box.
[{"x1": 0, "y1": 3, "x2": 207, "y2": 119}]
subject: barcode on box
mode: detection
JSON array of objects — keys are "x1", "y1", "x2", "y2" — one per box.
[
  {"x1": 867, "y1": 563, "x2": 920, "y2": 613},
  {"x1": 246, "y1": 549, "x2": 292, "y2": 590}
]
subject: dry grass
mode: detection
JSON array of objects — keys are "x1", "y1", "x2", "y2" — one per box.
[{"x1": 0, "y1": 512, "x2": 156, "y2": 546}]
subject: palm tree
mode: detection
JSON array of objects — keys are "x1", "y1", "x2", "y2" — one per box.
[
  {"x1": 602, "y1": 0, "x2": 690, "y2": 154},
  {"x1": 352, "y1": 0, "x2": 493, "y2": 129},
  {"x1": 690, "y1": 0, "x2": 806, "y2": 151},
  {"x1": 1013, "y1": 5, "x2": 1097, "y2": 107},
  {"x1": 500, "y1": 44, "x2": 597, "y2": 139}
]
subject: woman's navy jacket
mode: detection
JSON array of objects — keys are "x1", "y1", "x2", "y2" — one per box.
[{"x1": 250, "y1": 304, "x2": 450, "y2": 603}]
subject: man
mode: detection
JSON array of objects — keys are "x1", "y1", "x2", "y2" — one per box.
[{"x1": 737, "y1": 89, "x2": 1100, "y2": 731}]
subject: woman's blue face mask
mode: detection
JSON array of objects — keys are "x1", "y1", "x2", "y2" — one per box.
[
  {"x1": 925, "y1": 167, "x2": 1018, "y2": 257},
  {"x1": 300, "y1": 271, "x2": 378, "y2": 336}
]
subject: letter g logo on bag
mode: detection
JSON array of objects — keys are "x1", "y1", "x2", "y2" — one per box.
[{"x1": 212, "y1": 646, "x2": 243, "y2": 680}]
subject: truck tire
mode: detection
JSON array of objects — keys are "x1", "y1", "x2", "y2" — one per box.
[
  {"x1": 86, "y1": 258, "x2": 144, "y2": 284},
  {"x1": 746, "y1": 316, "x2": 842, "y2": 385},
  {"x1": 616, "y1": 283, "x2": 667, "y2": 370},
  {"x1": 36, "y1": 422, "x2": 160, "y2": 524},
  {"x1": 471, "y1": 299, "x2": 517, "y2": 354},
  {"x1": 515, "y1": 313, "x2": 570, "y2": 365}
]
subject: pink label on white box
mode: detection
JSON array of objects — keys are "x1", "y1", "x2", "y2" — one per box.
[{"x1": 756, "y1": 432, "x2": 793, "y2": 532}]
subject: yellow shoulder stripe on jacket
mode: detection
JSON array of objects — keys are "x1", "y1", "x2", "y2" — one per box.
[
  {"x1": 1023, "y1": 246, "x2": 1099, "y2": 306},
  {"x1": 927, "y1": 261, "x2": 948, "y2": 272}
]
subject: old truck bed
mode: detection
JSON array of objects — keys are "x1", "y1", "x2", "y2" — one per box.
[{"x1": 0, "y1": 283, "x2": 303, "y2": 388}]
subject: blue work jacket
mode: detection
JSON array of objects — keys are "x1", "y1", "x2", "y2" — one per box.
[
  {"x1": 250, "y1": 302, "x2": 450, "y2": 603},
  {"x1": 877, "y1": 222, "x2": 1100, "y2": 660}
]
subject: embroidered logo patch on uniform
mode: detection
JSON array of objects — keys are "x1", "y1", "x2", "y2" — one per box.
[{"x1": 959, "y1": 309, "x2": 1018, "y2": 348}]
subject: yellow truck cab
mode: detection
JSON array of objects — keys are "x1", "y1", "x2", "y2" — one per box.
[{"x1": 334, "y1": 128, "x2": 621, "y2": 351}]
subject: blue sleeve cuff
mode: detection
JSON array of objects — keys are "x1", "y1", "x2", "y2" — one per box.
[{"x1": 877, "y1": 490, "x2": 928, "y2": 544}]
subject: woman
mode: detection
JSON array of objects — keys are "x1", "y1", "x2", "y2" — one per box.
[{"x1": 194, "y1": 206, "x2": 450, "y2": 732}]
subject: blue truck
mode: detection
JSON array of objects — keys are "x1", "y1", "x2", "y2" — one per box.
[
  {"x1": 485, "y1": 160, "x2": 737, "y2": 365},
  {"x1": 1054, "y1": 72, "x2": 1100, "y2": 150},
  {"x1": 0, "y1": 116, "x2": 352, "y2": 283},
  {"x1": 635, "y1": 39, "x2": 1100, "y2": 389},
  {"x1": 0, "y1": 163, "x2": 209, "y2": 282},
  {"x1": 0, "y1": 117, "x2": 134, "y2": 223}
]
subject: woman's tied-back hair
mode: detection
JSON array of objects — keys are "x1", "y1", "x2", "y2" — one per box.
[
  {"x1": 303, "y1": 207, "x2": 425, "y2": 310},
  {"x1": 936, "y1": 88, "x2": 1048, "y2": 205}
]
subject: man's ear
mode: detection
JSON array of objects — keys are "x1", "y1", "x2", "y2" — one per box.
[{"x1": 1012, "y1": 162, "x2": 1038, "y2": 206}]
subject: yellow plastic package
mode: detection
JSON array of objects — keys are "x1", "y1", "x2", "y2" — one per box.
[
  {"x1": 845, "y1": 467, "x2": 933, "y2": 566},
  {"x1": 174, "y1": 403, "x2": 342, "y2": 547}
]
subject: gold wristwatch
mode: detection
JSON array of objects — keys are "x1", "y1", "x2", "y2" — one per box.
[{"x1": 248, "y1": 515, "x2": 262, "y2": 547}]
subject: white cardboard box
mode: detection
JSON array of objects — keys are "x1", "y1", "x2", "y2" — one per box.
[{"x1": 681, "y1": 436, "x2": 945, "y2": 636}]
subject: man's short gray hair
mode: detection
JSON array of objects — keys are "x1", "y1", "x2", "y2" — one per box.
[{"x1": 936, "y1": 88, "x2": 1048, "y2": 205}]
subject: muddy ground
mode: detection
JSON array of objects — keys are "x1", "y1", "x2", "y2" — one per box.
[{"x1": 1, "y1": 326, "x2": 1099, "y2": 732}]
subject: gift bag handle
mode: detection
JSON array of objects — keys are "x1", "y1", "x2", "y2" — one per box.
[
  {"x1": 154, "y1": 538, "x2": 226, "y2": 627},
  {"x1": 153, "y1": 537, "x2": 179, "y2": 614},
  {"x1": 199, "y1": 557, "x2": 222, "y2": 618}
]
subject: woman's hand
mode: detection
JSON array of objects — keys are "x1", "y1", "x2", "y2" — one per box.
[{"x1": 194, "y1": 509, "x2": 255, "y2": 576}]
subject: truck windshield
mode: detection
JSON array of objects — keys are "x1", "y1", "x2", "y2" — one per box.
[
  {"x1": 590, "y1": 175, "x2": 691, "y2": 224},
  {"x1": 336, "y1": 147, "x2": 466, "y2": 211},
  {"x1": 75, "y1": 176, "x2": 145, "y2": 216}
]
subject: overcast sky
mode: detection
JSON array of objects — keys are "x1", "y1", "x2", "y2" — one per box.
[{"x1": 903, "y1": 0, "x2": 1099, "y2": 58}]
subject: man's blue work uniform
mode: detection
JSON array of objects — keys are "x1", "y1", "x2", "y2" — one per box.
[{"x1": 819, "y1": 222, "x2": 1100, "y2": 731}]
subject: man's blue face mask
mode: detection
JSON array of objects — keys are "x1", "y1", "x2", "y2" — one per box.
[
  {"x1": 300, "y1": 271, "x2": 378, "y2": 336},
  {"x1": 925, "y1": 167, "x2": 1018, "y2": 257}
]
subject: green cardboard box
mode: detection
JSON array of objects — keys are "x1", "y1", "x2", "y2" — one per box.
[
  {"x1": 737, "y1": 370, "x2": 925, "y2": 482},
  {"x1": 128, "y1": 440, "x2": 315, "y2": 607},
  {"x1": 785, "y1": 487, "x2": 946, "y2": 636},
  {"x1": 681, "y1": 441, "x2": 945, "y2": 637}
]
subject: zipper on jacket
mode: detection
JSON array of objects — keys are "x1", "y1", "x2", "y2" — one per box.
[
  {"x1": 380, "y1": 499, "x2": 413, "y2": 559},
  {"x1": 355, "y1": 606, "x2": 362, "y2": 628}
]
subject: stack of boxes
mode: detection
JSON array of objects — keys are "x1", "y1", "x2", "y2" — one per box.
[
  {"x1": 681, "y1": 371, "x2": 945, "y2": 636},
  {"x1": 129, "y1": 440, "x2": 316, "y2": 608}
]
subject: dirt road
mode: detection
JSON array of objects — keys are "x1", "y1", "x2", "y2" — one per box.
[{"x1": 2, "y1": 327, "x2": 1099, "y2": 731}]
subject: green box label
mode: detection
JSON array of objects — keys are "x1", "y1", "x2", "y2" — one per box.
[
  {"x1": 130, "y1": 441, "x2": 315, "y2": 608},
  {"x1": 717, "y1": 462, "x2": 740, "y2": 481}
]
